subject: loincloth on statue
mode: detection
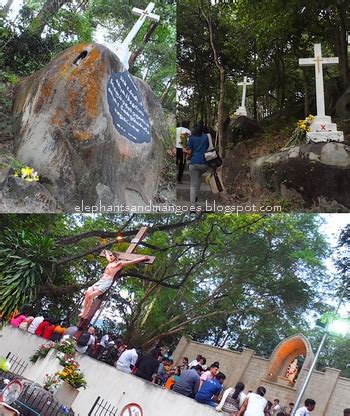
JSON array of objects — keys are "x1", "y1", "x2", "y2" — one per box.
[{"x1": 91, "y1": 278, "x2": 113, "y2": 293}]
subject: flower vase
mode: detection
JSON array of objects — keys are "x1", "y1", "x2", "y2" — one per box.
[{"x1": 53, "y1": 381, "x2": 79, "y2": 408}]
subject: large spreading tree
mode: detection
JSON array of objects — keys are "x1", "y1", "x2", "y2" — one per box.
[{"x1": 1, "y1": 213, "x2": 347, "y2": 371}]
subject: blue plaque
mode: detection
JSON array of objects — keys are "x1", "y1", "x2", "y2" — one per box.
[{"x1": 107, "y1": 71, "x2": 151, "y2": 144}]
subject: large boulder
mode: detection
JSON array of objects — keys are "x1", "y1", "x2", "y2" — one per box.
[
  {"x1": 224, "y1": 116, "x2": 263, "y2": 143},
  {"x1": 222, "y1": 142, "x2": 248, "y2": 185},
  {"x1": 250, "y1": 142, "x2": 350, "y2": 209},
  {"x1": 13, "y1": 43, "x2": 166, "y2": 209}
]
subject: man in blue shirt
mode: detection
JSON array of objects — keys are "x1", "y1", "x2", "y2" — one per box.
[
  {"x1": 195, "y1": 372, "x2": 226, "y2": 407},
  {"x1": 172, "y1": 364, "x2": 202, "y2": 398}
]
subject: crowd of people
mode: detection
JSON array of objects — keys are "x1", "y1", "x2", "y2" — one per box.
[{"x1": 8, "y1": 314, "x2": 350, "y2": 415}]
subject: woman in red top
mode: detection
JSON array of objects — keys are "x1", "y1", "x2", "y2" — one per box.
[{"x1": 42, "y1": 323, "x2": 56, "y2": 340}]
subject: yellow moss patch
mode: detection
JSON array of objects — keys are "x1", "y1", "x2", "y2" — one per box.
[
  {"x1": 60, "y1": 44, "x2": 89, "y2": 79},
  {"x1": 72, "y1": 130, "x2": 92, "y2": 141},
  {"x1": 34, "y1": 76, "x2": 54, "y2": 113},
  {"x1": 71, "y1": 47, "x2": 106, "y2": 119}
]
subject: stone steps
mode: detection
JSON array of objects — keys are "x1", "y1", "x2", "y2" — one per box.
[{"x1": 176, "y1": 169, "x2": 217, "y2": 205}]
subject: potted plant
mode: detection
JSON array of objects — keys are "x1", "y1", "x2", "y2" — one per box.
[{"x1": 53, "y1": 361, "x2": 87, "y2": 408}]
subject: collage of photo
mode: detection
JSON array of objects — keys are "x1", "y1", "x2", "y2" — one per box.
[{"x1": 0, "y1": 1, "x2": 349, "y2": 416}]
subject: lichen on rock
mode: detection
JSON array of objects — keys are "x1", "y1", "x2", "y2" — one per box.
[{"x1": 13, "y1": 43, "x2": 167, "y2": 210}]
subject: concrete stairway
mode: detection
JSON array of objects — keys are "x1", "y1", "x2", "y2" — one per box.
[{"x1": 176, "y1": 169, "x2": 216, "y2": 207}]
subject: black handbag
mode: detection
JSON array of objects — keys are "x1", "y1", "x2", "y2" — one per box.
[
  {"x1": 207, "y1": 155, "x2": 222, "y2": 169},
  {"x1": 205, "y1": 133, "x2": 222, "y2": 169}
]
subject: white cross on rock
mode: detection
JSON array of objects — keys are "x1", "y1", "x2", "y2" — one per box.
[
  {"x1": 115, "y1": 2, "x2": 160, "y2": 70},
  {"x1": 299, "y1": 44, "x2": 344, "y2": 143},
  {"x1": 235, "y1": 76, "x2": 253, "y2": 117}
]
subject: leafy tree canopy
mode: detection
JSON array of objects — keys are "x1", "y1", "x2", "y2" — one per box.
[{"x1": 1, "y1": 213, "x2": 347, "y2": 378}]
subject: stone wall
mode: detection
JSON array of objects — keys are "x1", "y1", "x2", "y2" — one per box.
[
  {"x1": 1, "y1": 327, "x2": 349, "y2": 416},
  {"x1": 173, "y1": 336, "x2": 350, "y2": 416}
]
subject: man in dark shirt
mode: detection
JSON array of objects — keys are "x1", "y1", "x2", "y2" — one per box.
[
  {"x1": 134, "y1": 348, "x2": 161, "y2": 382},
  {"x1": 172, "y1": 365, "x2": 202, "y2": 398}
]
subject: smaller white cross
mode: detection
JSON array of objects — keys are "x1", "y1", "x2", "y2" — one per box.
[
  {"x1": 234, "y1": 76, "x2": 253, "y2": 116},
  {"x1": 238, "y1": 76, "x2": 253, "y2": 108},
  {"x1": 116, "y1": 3, "x2": 160, "y2": 70},
  {"x1": 299, "y1": 44, "x2": 338, "y2": 117},
  {"x1": 122, "y1": 3, "x2": 160, "y2": 48}
]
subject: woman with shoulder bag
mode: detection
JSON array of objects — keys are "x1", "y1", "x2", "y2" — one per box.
[{"x1": 186, "y1": 122, "x2": 211, "y2": 204}]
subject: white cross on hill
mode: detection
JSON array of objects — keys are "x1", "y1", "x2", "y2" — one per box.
[{"x1": 235, "y1": 76, "x2": 253, "y2": 117}]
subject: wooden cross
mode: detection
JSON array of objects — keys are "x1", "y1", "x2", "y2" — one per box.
[
  {"x1": 299, "y1": 44, "x2": 339, "y2": 117},
  {"x1": 75, "y1": 226, "x2": 155, "y2": 337}
]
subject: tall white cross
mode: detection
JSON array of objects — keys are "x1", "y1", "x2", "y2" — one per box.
[
  {"x1": 298, "y1": 44, "x2": 343, "y2": 143},
  {"x1": 115, "y1": 2, "x2": 160, "y2": 70},
  {"x1": 299, "y1": 44, "x2": 338, "y2": 117},
  {"x1": 235, "y1": 76, "x2": 253, "y2": 116}
]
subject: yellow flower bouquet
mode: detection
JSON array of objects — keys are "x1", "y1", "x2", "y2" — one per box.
[
  {"x1": 284, "y1": 115, "x2": 314, "y2": 148},
  {"x1": 58, "y1": 363, "x2": 87, "y2": 389}
]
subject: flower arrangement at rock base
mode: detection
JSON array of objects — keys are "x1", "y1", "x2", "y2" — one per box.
[
  {"x1": 43, "y1": 373, "x2": 60, "y2": 391},
  {"x1": 30, "y1": 341, "x2": 56, "y2": 363},
  {"x1": 284, "y1": 114, "x2": 315, "y2": 148}
]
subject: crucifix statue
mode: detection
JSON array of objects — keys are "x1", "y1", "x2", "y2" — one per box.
[
  {"x1": 75, "y1": 226, "x2": 155, "y2": 337},
  {"x1": 116, "y1": 2, "x2": 160, "y2": 70},
  {"x1": 234, "y1": 76, "x2": 253, "y2": 117},
  {"x1": 299, "y1": 44, "x2": 344, "y2": 143}
]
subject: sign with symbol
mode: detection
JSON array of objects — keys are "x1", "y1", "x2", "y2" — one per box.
[
  {"x1": 120, "y1": 403, "x2": 143, "y2": 416},
  {"x1": 107, "y1": 71, "x2": 151, "y2": 144}
]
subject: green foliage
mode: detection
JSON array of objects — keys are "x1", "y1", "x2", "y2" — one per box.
[
  {"x1": 0, "y1": 213, "x2": 346, "y2": 372},
  {"x1": 0, "y1": 229, "x2": 57, "y2": 316},
  {"x1": 30, "y1": 341, "x2": 56, "y2": 363},
  {"x1": 178, "y1": 0, "x2": 349, "y2": 124}
]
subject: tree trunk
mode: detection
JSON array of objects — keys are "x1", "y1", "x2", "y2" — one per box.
[
  {"x1": 28, "y1": 0, "x2": 70, "y2": 37},
  {"x1": 337, "y1": 5, "x2": 349, "y2": 87},
  {"x1": 200, "y1": 4, "x2": 226, "y2": 157},
  {"x1": 160, "y1": 77, "x2": 175, "y2": 105},
  {"x1": 217, "y1": 68, "x2": 225, "y2": 156},
  {"x1": 253, "y1": 74, "x2": 257, "y2": 121},
  {"x1": 128, "y1": 21, "x2": 159, "y2": 70}
]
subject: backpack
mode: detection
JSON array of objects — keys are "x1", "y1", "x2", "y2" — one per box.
[{"x1": 77, "y1": 332, "x2": 91, "y2": 347}]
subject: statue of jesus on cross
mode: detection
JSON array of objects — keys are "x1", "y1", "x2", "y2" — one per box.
[
  {"x1": 79, "y1": 250, "x2": 149, "y2": 319},
  {"x1": 77, "y1": 226, "x2": 155, "y2": 329}
]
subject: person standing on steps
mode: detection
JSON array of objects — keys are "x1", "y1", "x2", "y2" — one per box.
[
  {"x1": 176, "y1": 120, "x2": 191, "y2": 183},
  {"x1": 186, "y1": 121, "x2": 209, "y2": 205}
]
